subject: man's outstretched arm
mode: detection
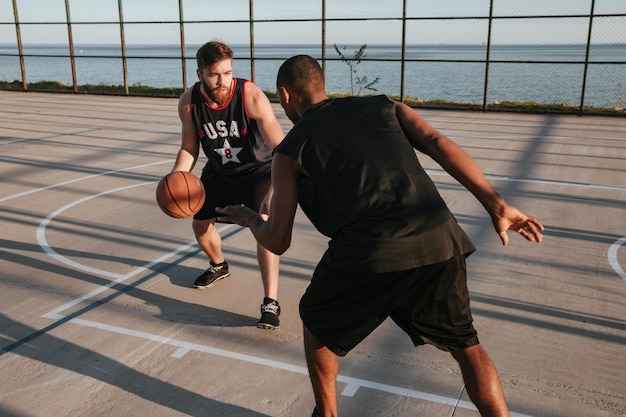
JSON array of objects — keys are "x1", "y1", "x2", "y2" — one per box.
[{"x1": 395, "y1": 101, "x2": 544, "y2": 246}]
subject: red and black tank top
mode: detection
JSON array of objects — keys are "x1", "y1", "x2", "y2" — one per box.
[{"x1": 191, "y1": 78, "x2": 272, "y2": 177}]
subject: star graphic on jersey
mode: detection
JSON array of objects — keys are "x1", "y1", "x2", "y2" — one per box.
[{"x1": 214, "y1": 138, "x2": 243, "y2": 164}]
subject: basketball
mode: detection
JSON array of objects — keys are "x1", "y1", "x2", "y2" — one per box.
[{"x1": 156, "y1": 171, "x2": 206, "y2": 218}]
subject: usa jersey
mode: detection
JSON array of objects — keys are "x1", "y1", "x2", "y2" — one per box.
[{"x1": 191, "y1": 78, "x2": 272, "y2": 177}]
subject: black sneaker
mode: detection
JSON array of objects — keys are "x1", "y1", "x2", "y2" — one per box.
[
  {"x1": 193, "y1": 261, "x2": 230, "y2": 289},
  {"x1": 257, "y1": 297, "x2": 280, "y2": 329}
]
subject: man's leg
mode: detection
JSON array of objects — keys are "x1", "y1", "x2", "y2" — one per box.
[
  {"x1": 256, "y1": 212, "x2": 281, "y2": 329},
  {"x1": 192, "y1": 218, "x2": 230, "y2": 288},
  {"x1": 304, "y1": 326, "x2": 338, "y2": 417},
  {"x1": 451, "y1": 344, "x2": 509, "y2": 417},
  {"x1": 258, "y1": 241, "x2": 279, "y2": 299},
  {"x1": 193, "y1": 218, "x2": 225, "y2": 263}
]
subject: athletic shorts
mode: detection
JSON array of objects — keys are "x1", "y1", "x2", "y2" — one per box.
[
  {"x1": 194, "y1": 168, "x2": 271, "y2": 221},
  {"x1": 299, "y1": 254, "x2": 479, "y2": 356}
]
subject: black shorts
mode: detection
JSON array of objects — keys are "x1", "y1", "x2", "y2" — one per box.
[
  {"x1": 194, "y1": 168, "x2": 271, "y2": 220},
  {"x1": 299, "y1": 254, "x2": 479, "y2": 356}
]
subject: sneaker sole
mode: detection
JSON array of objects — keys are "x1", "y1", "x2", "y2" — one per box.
[
  {"x1": 257, "y1": 322, "x2": 279, "y2": 330},
  {"x1": 193, "y1": 272, "x2": 231, "y2": 289}
]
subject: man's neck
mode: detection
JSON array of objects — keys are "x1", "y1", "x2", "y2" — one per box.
[{"x1": 298, "y1": 92, "x2": 329, "y2": 115}]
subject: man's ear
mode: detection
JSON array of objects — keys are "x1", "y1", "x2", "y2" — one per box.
[
  {"x1": 279, "y1": 86, "x2": 290, "y2": 103},
  {"x1": 196, "y1": 68, "x2": 202, "y2": 81}
]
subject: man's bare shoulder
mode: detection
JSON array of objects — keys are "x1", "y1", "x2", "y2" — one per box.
[
  {"x1": 179, "y1": 86, "x2": 194, "y2": 106},
  {"x1": 243, "y1": 80, "x2": 266, "y2": 102},
  {"x1": 178, "y1": 87, "x2": 195, "y2": 121},
  {"x1": 243, "y1": 81, "x2": 274, "y2": 118}
]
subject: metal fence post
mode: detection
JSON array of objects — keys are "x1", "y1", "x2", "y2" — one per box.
[
  {"x1": 118, "y1": 0, "x2": 129, "y2": 95},
  {"x1": 64, "y1": 0, "x2": 78, "y2": 93},
  {"x1": 11, "y1": 0, "x2": 27, "y2": 91},
  {"x1": 482, "y1": 0, "x2": 494, "y2": 112},
  {"x1": 249, "y1": 0, "x2": 255, "y2": 83},
  {"x1": 321, "y1": 0, "x2": 326, "y2": 76},
  {"x1": 580, "y1": 0, "x2": 596, "y2": 116},
  {"x1": 400, "y1": 0, "x2": 406, "y2": 103},
  {"x1": 179, "y1": 0, "x2": 187, "y2": 91}
]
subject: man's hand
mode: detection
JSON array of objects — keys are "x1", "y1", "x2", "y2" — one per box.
[
  {"x1": 492, "y1": 204, "x2": 544, "y2": 246},
  {"x1": 216, "y1": 204, "x2": 259, "y2": 228}
]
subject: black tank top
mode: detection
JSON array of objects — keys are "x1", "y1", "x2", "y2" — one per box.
[
  {"x1": 274, "y1": 95, "x2": 475, "y2": 273},
  {"x1": 191, "y1": 78, "x2": 272, "y2": 177}
]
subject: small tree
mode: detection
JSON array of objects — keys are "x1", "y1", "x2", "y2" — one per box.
[{"x1": 333, "y1": 44, "x2": 380, "y2": 96}]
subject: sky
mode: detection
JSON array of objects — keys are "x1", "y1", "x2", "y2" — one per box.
[{"x1": 1, "y1": 0, "x2": 625, "y2": 45}]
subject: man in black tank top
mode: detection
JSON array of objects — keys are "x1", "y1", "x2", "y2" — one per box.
[
  {"x1": 170, "y1": 41, "x2": 285, "y2": 329},
  {"x1": 217, "y1": 55, "x2": 544, "y2": 416}
]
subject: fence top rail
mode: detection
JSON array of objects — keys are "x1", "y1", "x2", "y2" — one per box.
[
  {"x1": 2, "y1": 12, "x2": 626, "y2": 26},
  {"x1": 1, "y1": 51, "x2": 623, "y2": 67}
]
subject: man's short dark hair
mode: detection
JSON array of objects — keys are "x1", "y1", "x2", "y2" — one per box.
[
  {"x1": 277, "y1": 55, "x2": 325, "y2": 96},
  {"x1": 196, "y1": 41, "x2": 234, "y2": 70}
]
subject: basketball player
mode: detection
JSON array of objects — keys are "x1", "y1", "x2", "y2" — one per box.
[
  {"x1": 171, "y1": 41, "x2": 284, "y2": 329},
  {"x1": 217, "y1": 55, "x2": 544, "y2": 416}
]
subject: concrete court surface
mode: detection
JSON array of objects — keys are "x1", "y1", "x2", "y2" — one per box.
[{"x1": 0, "y1": 90, "x2": 625, "y2": 417}]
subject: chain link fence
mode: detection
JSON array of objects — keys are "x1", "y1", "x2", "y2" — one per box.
[{"x1": 1, "y1": 0, "x2": 625, "y2": 115}]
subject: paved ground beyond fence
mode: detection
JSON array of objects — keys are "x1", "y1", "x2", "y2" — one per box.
[{"x1": 0, "y1": 91, "x2": 625, "y2": 417}]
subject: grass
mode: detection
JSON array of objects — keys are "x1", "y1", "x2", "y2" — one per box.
[
  {"x1": 2, "y1": 80, "x2": 625, "y2": 117},
  {"x1": 0, "y1": 80, "x2": 184, "y2": 97}
]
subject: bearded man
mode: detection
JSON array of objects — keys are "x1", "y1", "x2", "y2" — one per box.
[{"x1": 170, "y1": 41, "x2": 284, "y2": 329}]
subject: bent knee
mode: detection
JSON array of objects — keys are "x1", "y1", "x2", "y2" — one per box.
[{"x1": 192, "y1": 218, "x2": 217, "y2": 235}]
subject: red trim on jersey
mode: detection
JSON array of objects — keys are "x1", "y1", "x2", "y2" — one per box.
[{"x1": 242, "y1": 79, "x2": 251, "y2": 121}]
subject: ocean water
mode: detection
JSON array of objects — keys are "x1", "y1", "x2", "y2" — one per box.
[{"x1": 1, "y1": 43, "x2": 624, "y2": 108}]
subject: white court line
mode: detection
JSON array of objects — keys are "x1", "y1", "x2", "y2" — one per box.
[
  {"x1": 8, "y1": 163, "x2": 623, "y2": 416},
  {"x1": 0, "y1": 160, "x2": 173, "y2": 204},
  {"x1": 426, "y1": 170, "x2": 626, "y2": 280},
  {"x1": 59, "y1": 316, "x2": 541, "y2": 416},
  {"x1": 37, "y1": 182, "x2": 161, "y2": 281},
  {"x1": 426, "y1": 169, "x2": 626, "y2": 192},
  {"x1": 36, "y1": 180, "x2": 235, "y2": 319},
  {"x1": 608, "y1": 236, "x2": 626, "y2": 281}
]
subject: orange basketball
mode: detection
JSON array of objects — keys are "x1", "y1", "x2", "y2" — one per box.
[{"x1": 156, "y1": 171, "x2": 205, "y2": 218}]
